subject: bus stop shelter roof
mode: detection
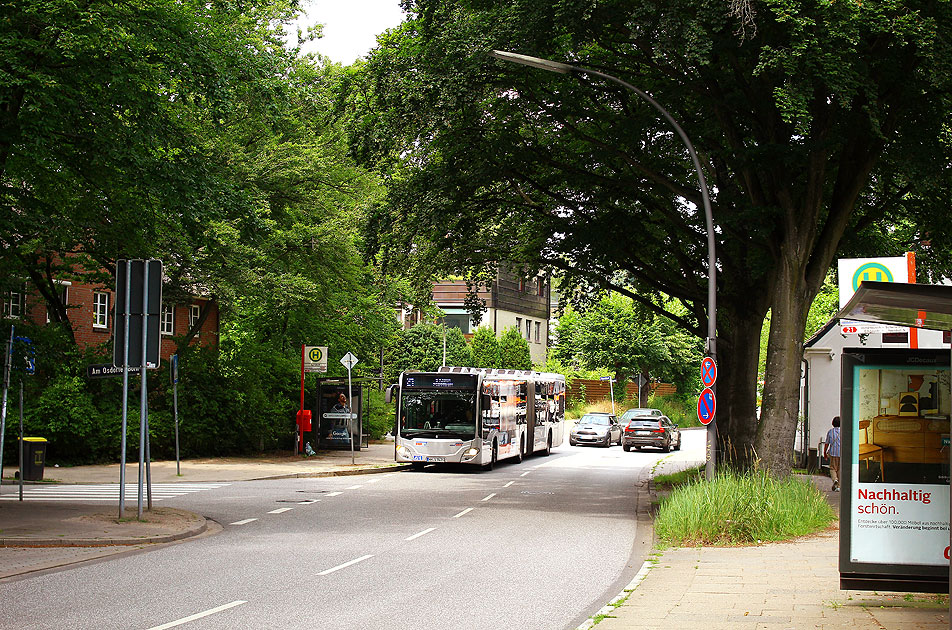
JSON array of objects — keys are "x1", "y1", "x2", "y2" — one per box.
[{"x1": 837, "y1": 280, "x2": 952, "y2": 331}]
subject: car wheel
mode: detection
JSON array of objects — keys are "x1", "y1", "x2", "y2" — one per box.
[
  {"x1": 602, "y1": 434, "x2": 611, "y2": 448},
  {"x1": 662, "y1": 441, "x2": 671, "y2": 453},
  {"x1": 674, "y1": 435, "x2": 681, "y2": 451},
  {"x1": 623, "y1": 443, "x2": 631, "y2": 452},
  {"x1": 569, "y1": 438, "x2": 577, "y2": 447}
]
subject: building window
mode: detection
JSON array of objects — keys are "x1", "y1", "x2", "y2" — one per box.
[
  {"x1": 515, "y1": 317, "x2": 522, "y2": 334},
  {"x1": 525, "y1": 319, "x2": 532, "y2": 340},
  {"x1": 535, "y1": 321, "x2": 541, "y2": 343},
  {"x1": 537, "y1": 278, "x2": 546, "y2": 297},
  {"x1": 161, "y1": 305, "x2": 174, "y2": 336},
  {"x1": 46, "y1": 285, "x2": 68, "y2": 323},
  {"x1": 518, "y1": 278, "x2": 526, "y2": 292},
  {"x1": 2, "y1": 289, "x2": 24, "y2": 319},
  {"x1": 189, "y1": 304, "x2": 201, "y2": 334},
  {"x1": 93, "y1": 292, "x2": 109, "y2": 328}
]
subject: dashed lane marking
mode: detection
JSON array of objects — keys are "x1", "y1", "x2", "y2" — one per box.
[
  {"x1": 480, "y1": 493, "x2": 496, "y2": 502},
  {"x1": 318, "y1": 554, "x2": 373, "y2": 576},
  {"x1": 229, "y1": 518, "x2": 258, "y2": 526},
  {"x1": 405, "y1": 527, "x2": 435, "y2": 541},
  {"x1": 147, "y1": 600, "x2": 247, "y2": 630},
  {"x1": 268, "y1": 507, "x2": 293, "y2": 514},
  {"x1": 452, "y1": 508, "x2": 474, "y2": 518}
]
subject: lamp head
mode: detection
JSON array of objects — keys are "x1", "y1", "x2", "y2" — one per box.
[{"x1": 489, "y1": 50, "x2": 573, "y2": 74}]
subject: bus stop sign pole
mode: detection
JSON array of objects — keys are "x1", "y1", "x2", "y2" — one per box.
[{"x1": 341, "y1": 352, "x2": 359, "y2": 465}]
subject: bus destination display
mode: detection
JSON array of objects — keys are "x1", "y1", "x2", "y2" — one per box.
[{"x1": 404, "y1": 374, "x2": 477, "y2": 390}]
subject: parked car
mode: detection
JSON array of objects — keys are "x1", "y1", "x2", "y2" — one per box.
[
  {"x1": 622, "y1": 413, "x2": 681, "y2": 452},
  {"x1": 569, "y1": 413, "x2": 622, "y2": 447}
]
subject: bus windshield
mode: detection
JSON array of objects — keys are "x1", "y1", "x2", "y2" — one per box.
[{"x1": 400, "y1": 391, "x2": 477, "y2": 438}]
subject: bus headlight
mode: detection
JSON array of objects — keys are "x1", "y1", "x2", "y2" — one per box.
[{"x1": 462, "y1": 447, "x2": 480, "y2": 460}]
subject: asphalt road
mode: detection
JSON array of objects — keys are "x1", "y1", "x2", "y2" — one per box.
[{"x1": 1, "y1": 431, "x2": 704, "y2": 630}]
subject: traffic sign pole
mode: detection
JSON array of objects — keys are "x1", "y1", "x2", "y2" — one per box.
[
  {"x1": 699, "y1": 357, "x2": 718, "y2": 481},
  {"x1": 340, "y1": 353, "x2": 359, "y2": 465}
]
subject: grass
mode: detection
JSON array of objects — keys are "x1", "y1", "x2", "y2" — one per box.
[
  {"x1": 653, "y1": 465, "x2": 704, "y2": 489},
  {"x1": 655, "y1": 469, "x2": 835, "y2": 546}
]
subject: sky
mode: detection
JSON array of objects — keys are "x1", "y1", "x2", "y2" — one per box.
[{"x1": 292, "y1": 0, "x2": 408, "y2": 65}]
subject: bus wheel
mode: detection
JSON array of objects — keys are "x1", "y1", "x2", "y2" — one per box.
[
  {"x1": 542, "y1": 432, "x2": 552, "y2": 456},
  {"x1": 516, "y1": 436, "x2": 524, "y2": 463},
  {"x1": 483, "y1": 441, "x2": 497, "y2": 471}
]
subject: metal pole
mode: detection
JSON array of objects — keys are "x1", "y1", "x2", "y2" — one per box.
[
  {"x1": 489, "y1": 51, "x2": 717, "y2": 478},
  {"x1": 347, "y1": 367, "x2": 355, "y2": 466},
  {"x1": 119, "y1": 261, "x2": 131, "y2": 518},
  {"x1": 442, "y1": 322, "x2": 447, "y2": 367},
  {"x1": 609, "y1": 378, "x2": 615, "y2": 416},
  {"x1": 18, "y1": 379, "x2": 23, "y2": 501},
  {"x1": 0, "y1": 325, "x2": 14, "y2": 492},
  {"x1": 299, "y1": 345, "x2": 305, "y2": 454},
  {"x1": 173, "y1": 357, "x2": 180, "y2": 476},
  {"x1": 138, "y1": 261, "x2": 149, "y2": 519},
  {"x1": 145, "y1": 409, "x2": 152, "y2": 510}
]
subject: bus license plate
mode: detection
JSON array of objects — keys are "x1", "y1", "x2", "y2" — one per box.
[{"x1": 426, "y1": 456, "x2": 445, "y2": 462}]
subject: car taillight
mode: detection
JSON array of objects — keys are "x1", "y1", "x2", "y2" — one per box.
[{"x1": 654, "y1": 421, "x2": 664, "y2": 433}]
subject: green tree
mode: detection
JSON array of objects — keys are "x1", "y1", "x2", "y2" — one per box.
[
  {"x1": 384, "y1": 323, "x2": 472, "y2": 378},
  {"x1": 349, "y1": 0, "x2": 952, "y2": 474},
  {"x1": 499, "y1": 326, "x2": 532, "y2": 370},
  {"x1": 470, "y1": 325, "x2": 501, "y2": 368},
  {"x1": 555, "y1": 294, "x2": 701, "y2": 398}
]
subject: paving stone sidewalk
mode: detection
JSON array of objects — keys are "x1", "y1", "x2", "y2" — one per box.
[{"x1": 594, "y1": 476, "x2": 948, "y2": 630}]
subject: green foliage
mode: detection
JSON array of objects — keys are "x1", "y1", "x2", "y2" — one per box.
[
  {"x1": 362, "y1": 387, "x2": 395, "y2": 439},
  {"x1": 350, "y1": 0, "x2": 952, "y2": 472},
  {"x1": 384, "y1": 323, "x2": 472, "y2": 379},
  {"x1": 470, "y1": 325, "x2": 501, "y2": 368},
  {"x1": 498, "y1": 326, "x2": 532, "y2": 370},
  {"x1": 655, "y1": 471, "x2": 835, "y2": 546},
  {"x1": 553, "y1": 295, "x2": 702, "y2": 396},
  {"x1": 644, "y1": 394, "x2": 701, "y2": 429}
]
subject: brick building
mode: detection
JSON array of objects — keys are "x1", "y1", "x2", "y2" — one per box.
[
  {"x1": 398, "y1": 269, "x2": 551, "y2": 365},
  {"x1": 2, "y1": 274, "x2": 218, "y2": 362}
]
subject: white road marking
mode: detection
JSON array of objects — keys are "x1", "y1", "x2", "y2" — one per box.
[
  {"x1": 268, "y1": 508, "x2": 293, "y2": 514},
  {"x1": 0, "y1": 483, "x2": 230, "y2": 503},
  {"x1": 230, "y1": 518, "x2": 258, "y2": 526},
  {"x1": 326, "y1": 491, "x2": 343, "y2": 497},
  {"x1": 503, "y1": 481, "x2": 515, "y2": 488},
  {"x1": 520, "y1": 471, "x2": 531, "y2": 477},
  {"x1": 366, "y1": 478, "x2": 380, "y2": 484},
  {"x1": 318, "y1": 554, "x2": 374, "y2": 576},
  {"x1": 405, "y1": 527, "x2": 435, "y2": 541},
  {"x1": 452, "y1": 508, "x2": 474, "y2": 518},
  {"x1": 147, "y1": 600, "x2": 246, "y2": 630},
  {"x1": 345, "y1": 485, "x2": 362, "y2": 490},
  {"x1": 480, "y1": 493, "x2": 496, "y2": 502},
  {"x1": 297, "y1": 499, "x2": 319, "y2": 505}
]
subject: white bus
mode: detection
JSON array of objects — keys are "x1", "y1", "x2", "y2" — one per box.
[{"x1": 388, "y1": 366, "x2": 566, "y2": 470}]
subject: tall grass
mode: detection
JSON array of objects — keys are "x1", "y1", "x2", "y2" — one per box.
[{"x1": 655, "y1": 470, "x2": 834, "y2": 546}]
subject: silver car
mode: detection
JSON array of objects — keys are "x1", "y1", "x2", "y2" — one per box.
[{"x1": 569, "y1": 413, "x2": 622, "y2": 447}]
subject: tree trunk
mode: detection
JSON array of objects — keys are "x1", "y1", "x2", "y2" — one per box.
[
  {"x1": 715, "y1": 306, "x2": 766, "y2": 470},
  {"x1": 755, "y1": 268, "x2": 813, "y2": 476}
]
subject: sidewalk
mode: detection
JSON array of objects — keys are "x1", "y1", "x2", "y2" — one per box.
[
  {"x1": 0, "y1": 442, "x2": 404, "y2": 580},
  {"x1": 590, "y1": 474, "x2": 949, "y2": 630}
]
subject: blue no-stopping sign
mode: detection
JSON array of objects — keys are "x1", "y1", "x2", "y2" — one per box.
[{"x1": 697, "y1": 387, "x2": 716, "y2": 425}]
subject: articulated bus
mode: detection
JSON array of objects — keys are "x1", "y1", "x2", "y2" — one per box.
[{"x1": 387, "y1": 366, "x2": 566, "y2": 470}]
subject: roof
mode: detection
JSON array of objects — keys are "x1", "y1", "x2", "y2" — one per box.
[{"x1": 836, "y1": 281, "x2": 952, "y2": 331}]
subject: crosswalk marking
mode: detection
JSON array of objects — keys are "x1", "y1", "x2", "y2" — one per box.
[{"x1": 0, "y1": 482, "x2": 229, "y2": 502}]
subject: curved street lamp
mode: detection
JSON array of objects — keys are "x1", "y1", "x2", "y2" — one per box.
[{"x1": 489, "y1": 50, "x2": 718, "y2": 479}]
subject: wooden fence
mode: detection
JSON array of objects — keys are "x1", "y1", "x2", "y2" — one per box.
[{"x1": 567, "y1": 379, "x2": 676, "y2": 404}]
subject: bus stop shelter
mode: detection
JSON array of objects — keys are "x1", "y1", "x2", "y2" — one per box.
[{"x1": 837, "y1": 280, "x2": 952, "y2": 622}]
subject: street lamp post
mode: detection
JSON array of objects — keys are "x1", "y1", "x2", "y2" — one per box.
[{"x1": 490, "y1": 50, "x2": 718, "y2": 480}]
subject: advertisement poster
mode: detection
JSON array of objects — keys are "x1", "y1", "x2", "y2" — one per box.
[
  {"x1": 318, "y1": 383, "x2": 362, "y2": 448},
  {"x1": 849, "y1": 364, "x2": 950, "y2": 566}
]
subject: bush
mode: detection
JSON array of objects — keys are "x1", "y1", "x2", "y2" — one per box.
[{"x1": 655, "y1": 470, "x2": 834, "y2": 546}]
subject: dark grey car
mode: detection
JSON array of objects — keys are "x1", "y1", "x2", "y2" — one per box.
[{"x1": 622, "y1": 414, "x2": 681, "y2": 452}]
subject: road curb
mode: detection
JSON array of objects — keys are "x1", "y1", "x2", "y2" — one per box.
[
  {"x1": 251, "y1": 463, "x2": 412, "y2": 481},
  {"x1": 0, "y1": 514, "x2": 209, "y2": 548}
]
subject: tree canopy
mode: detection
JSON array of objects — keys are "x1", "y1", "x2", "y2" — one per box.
[{"x1": 349, "y1": 0, "x2": 952, "y2": 473}]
